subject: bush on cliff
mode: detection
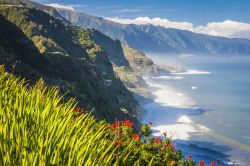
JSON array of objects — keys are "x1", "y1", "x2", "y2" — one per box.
[{"x1": 0, "y1": 66, "x2": 195, "y2": 165}]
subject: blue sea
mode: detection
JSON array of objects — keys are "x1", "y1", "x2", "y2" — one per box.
[{"x1": 142, "y1": 55, "x2": 250, "y2": 165}]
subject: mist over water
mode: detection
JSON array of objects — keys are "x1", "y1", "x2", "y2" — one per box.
[{"x1": 142, "y1": 54, "x2": 250, "y2": 165}]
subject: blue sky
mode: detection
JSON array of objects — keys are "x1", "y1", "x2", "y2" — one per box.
[{"x1": 35, "y1": 0, "x2": 250, "y2": 25}]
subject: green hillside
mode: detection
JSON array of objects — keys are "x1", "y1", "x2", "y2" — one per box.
[
  {"x1": 0, "y1": 0, "x2": 67, "y2": 21},
  {"x1": 0, "y1": 5, "x2": 140, "y2": 125},
  {"x1": 0, "y1": 67, "x2": 195, "y2": 165},
  {"x1": 89, "y1": 29, "x2": 153, "y2": 102},
  {"x1": 0, "y1": 0, "x2": 156, "y2": 103}
]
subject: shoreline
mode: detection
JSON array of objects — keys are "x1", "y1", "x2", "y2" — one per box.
[{"x1": 139, "y1": 73, "x2": 246, "y2": 165}]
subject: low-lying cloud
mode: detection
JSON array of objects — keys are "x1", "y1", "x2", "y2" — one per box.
[
  {"x1": 45, "y1": 3, "x2": 85, "y2": 11},
  {"x1": 107, "y1": 17, "x2": 250, "y2": 39},
  {"x1": 195, "y1": 20, "x2": 250, "y2": 39}
]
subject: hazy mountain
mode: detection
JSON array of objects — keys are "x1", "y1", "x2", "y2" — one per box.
[
  {"x1": 5, "y1": 0, "x2": 250, "y2": 56},
  {"x1": 56, "y1": 9, "x2": 250, "y2": 56}
]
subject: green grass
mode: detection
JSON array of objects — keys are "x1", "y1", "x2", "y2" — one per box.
[
  {"x1": 0, "y1": 67, "x2": 196, "y2": 165},
  {"x1": 0, "y1": 67, "x2": 121, "y2": 165}
]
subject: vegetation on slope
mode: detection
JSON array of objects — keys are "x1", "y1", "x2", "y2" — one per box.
[
  {"x1": 122, "y1": 45, "x2": 153, "y2": 73},
  {"x1": 0, "y1": 67, "x2": 196, "y2": 165},
  {"x1": 112, "y1": 65, "x2": 152, "y2": 102},
  {"x1": 90, "y1": 29, "x2": 154, "y2": 102},
  {"x1": 0, "y1": 0, "x2": 67, "y2": 21},
  {"x1": 0, "y1": 5, "x2": 140, "y2": 125}
]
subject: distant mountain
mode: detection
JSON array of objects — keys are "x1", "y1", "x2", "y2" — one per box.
[
  {"x1": 5, "y1": 0, "x2": 250, "y2": 55},
  {"x1": 56, "y1": 9, "x2": 250, "y2": 56}
]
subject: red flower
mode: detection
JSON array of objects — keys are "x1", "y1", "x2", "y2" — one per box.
[
  {"x1": 117, "y1": 141, "x2": 123, "y2": 146},
  {"x1": 73, "y1": 107, "x2": 80, "y2": 113},
  {"x1": 187, "y1": 155, "x2": 193, "y2": 160},
  {"x1": 210, "y1": 162, "x2": 217, "y2": 166},
  {"x1": 154, "y1": 137, "x2": 162, "y2": 145},
  {"x1": 110, "y1": 121, "x2": 121, "y2": 130},
  {"x1": 166, "y1": 144, "x2": 171, "y2": 148},
  {"x1": 148, "y1": 122, "x2": 153, "y2": 125},
  {"x1": 73, "y1": 107, "x2": 89, "y2": 113},
  {"x1": 162, "y1": 144, "x2": 168, "y2": 149},
  {"x1": 199, "y1": 160, "x2": 205, "y2": 166},
  {"x1": 122, "y1": 120, "x2": 133, "y2": 127},
  {"x1": 172, "y1": 146, "x2": 176, "y2": 152},
  {"x1": 132, "y1": 134, "x2": 141, "y2": 140}
]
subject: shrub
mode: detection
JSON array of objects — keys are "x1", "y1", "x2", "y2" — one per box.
[
  {"x1": 0, "y1": 67, "x2": 117, "y2": 165},
  {"x1": 0, "y1": 66, "x2": 196, "y2": 165}
]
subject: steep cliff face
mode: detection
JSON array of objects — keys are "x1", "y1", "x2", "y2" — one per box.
[
  {"x1": 0, "y1": 5, "x2": 140, "y2": 125},
  {"x1": 4, "y1": 0, "x2": 250, "y2": 56},
  {"x1": 89, "y1": 29, "x2": 130, "y2": 67},
  {"x1": 55, "y1": 7, "x2": 250, "y2": 55},
  {"x1": 87, "y1": 29, "x2": 153, "y2": 103}
]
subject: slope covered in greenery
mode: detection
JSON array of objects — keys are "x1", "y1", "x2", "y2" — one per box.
[
  {"x1": 0, "y1": 0, "x2": 164, "y2": 104},
  {"x1": 0, "y1": 0, "x2": 66, "y2": 21},
  {"x1": 0, "y1": 5, "x2": 140, "y2": 125},
  {"x1": 0, "y1": 67, "x2": 196, "y2": 165},
  {"x1": 89, "y1": 29, "x2": 154, "y2": 102}
]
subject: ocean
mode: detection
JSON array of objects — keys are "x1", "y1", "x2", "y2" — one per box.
[{"x1": 142, "y1": 55, "x2": 250, "y2": 165}]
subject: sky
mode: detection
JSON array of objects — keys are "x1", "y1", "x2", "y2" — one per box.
[{"x1": 34, "y1": 0, "x2": 250, "y2": 39}]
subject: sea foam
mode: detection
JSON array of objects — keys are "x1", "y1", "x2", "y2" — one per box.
[
  {"x1": 172, "y1": 69, "x2": 211, "y2": 75},
  {"x1": 152, "y1": 76, "x2": 183, "y2": 80},
  {"x1": 192, "y1": 86, "x2": 197, "y2": 90},
  {"x1": 143, "y1": 78, "x2": 209, "y2": 140},
  {"x1": 146, "y1": 81, "x2": 195, "y2": 108}
]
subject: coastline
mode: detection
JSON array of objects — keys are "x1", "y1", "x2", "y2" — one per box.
[
  {"x1": 138, "y1": 72, "x2": 235, "y2": 165},
  {"x1": 129, "y1": 60, "x2": 250, "y2": 165}
]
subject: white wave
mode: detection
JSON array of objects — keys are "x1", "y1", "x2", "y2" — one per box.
[
  {"x1": 191, "y1": 86, "x2": 197, "y2": 90},
  {"x1": 146, "y1": 81, "x2": 195, "y2": 108},
  {"x1": 227, "y1": 161, "x2": 243, "y2": 166},
  {"x1": 242, "y1": 136, "x2": 250, "y2": 139},
  {"x1": 152, "y1": 124, "x2": 196, "y2": 140},
  {"x1": 152, "y1": 76, "x2": 183, "y2": 80},
  {"x1": 152, "y1": 116, "x2": 198, "y2": 140},
  {"x1": 172, "y1": 69, "x2": 211, "y2": 75},
  {"x1": 142, "y1": 78, "x2": 213, "y2": 141},
  {"x1": 150, "y1": 116, "x2": 210, "y2": 140},
  {"x1": 177, "y1": 93, "x2": 184, "y2": 96},
  {"x1": 177, "y1": 115, "x2": 192, "y2": 123},
  {"x1": 195, "y1": 124, "x2": 210, "y2": 132}
]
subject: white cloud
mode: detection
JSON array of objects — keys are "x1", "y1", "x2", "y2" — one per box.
[
  {"x1": 44, "y1": 3, "x2": 85, "y2": 11},
  {"x1": 107, "y1": 17, "x2": 193, "y2": 30},
  {"x1": 106, "y1": 17, "x2": 250, "y2": 39},
  {"x1": 194, "y1": 20, "x2": 250, "y2": 38}
]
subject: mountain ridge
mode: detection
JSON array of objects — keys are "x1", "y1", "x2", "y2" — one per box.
[
  {"x1": 55, "y1": 8, "x2": 250, "y2": 55},
  {"x1": 5, "y1": 0, "x2": 250, "y2": 56}
]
